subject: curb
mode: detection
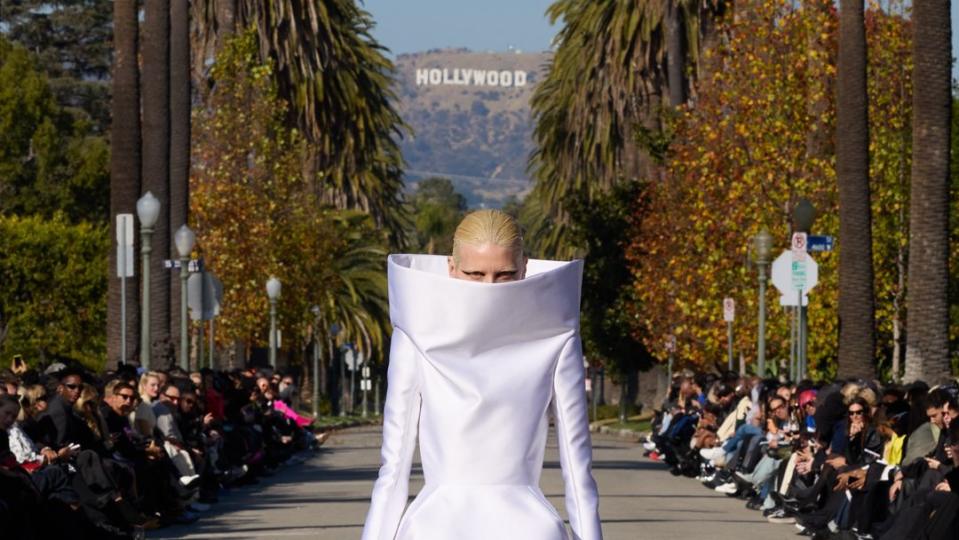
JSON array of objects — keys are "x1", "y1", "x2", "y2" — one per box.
[
  {"x1": 589, "y1": 412, "x2": 654, "y2": 441},
  {"x1": 316, "y1": 418, "x2": 381, "y2": 432},
  {"x1": 593, "y1": 426, "x2": 651, "y2": 441}
]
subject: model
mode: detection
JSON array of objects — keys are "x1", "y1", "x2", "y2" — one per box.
[{"x1": 362, "y1": 209, "x2": 602, "y2": 540}]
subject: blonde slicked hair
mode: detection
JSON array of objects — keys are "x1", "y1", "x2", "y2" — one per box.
[{"x1": 452, "y1": 209, "x2": 524, "y2": 263}]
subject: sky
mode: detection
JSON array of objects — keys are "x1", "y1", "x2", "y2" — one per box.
[
  {"x1": 363, "y1": 0, "x2": 557, "y2": 55},
  {"x1": 364, "y1": 1, "x2": 959, "y2": 81}
]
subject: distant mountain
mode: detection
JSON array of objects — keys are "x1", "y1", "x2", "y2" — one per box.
[{"x1": 393, "y1": 48, "x2": 550, "y2": 207}]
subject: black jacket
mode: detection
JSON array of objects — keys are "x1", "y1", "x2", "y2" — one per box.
[{"x1": 35, "y1": 395, "x2": 87, "y2": 450}]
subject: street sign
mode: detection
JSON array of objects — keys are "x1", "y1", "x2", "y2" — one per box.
[
  {"x1": 791, "y1": 260, "x2": 807, "y2": 290},
  {"x1": 188, "y1": 271, "x2": 222, "y2": 321},
  {"x1": 723, "y1": 298, "x2": 735, "y2": 322},
  {"x1": 343, "y1": 347, "x2": 358, "y2": 371},
  {"x1": 164, "y1": 259, "x2": 204, "y2": 272},
  {"x1": 772, "y1": 250, "x2": 819, "y2": 296},
  {"x1": 780, "y1": 294, "x2": 809, "y2": 307},
  {"x1": 360, "y1": 379, "x2": 372, "y2": 391},
  {"x1": 361, "y1": 366, "x2": 370, "y2": 378},
  {"x1": 664, "y1": 335, "x2": 677, "y2": 353},
  {"x1": 807, "y1": 235, "x2": 834, "y2": 252},
  {"x1": 116, "y1": 214, "x2": 134, "y2": 278},
  {"x1": 791, "y1": 233, "x2": 808, "y2": 262}
]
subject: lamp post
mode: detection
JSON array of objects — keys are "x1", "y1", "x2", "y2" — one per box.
[
  {"x1": 311, "y1": 305, "x2": 321, "y2": 418},
  {"x1": 752, "y1": 229, "x2": 773, "y2": 377},
  {"x1": 136, "y1": 192, "x2": 160, "y2": 369},
  {"x1": 174, "y1": 225, "x2": 195, "y2": 371},
  {"x1": 266, "y1": 277, "x2": 281, "y2": 370}
]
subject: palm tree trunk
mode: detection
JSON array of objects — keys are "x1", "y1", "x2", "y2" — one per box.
[
  {"x1": 835, "y1": 0, "x2": 876, "y2": 379},
  {"x1": 170, "y1": 0, "x2": 191, "y2": 362},
  {"x1": 665, "y1": 0, "x2": 687, "y2": 107},
  {"x1": 903, "y1": 0, "x2": 952, "y2": 383},
  {"x1": 142, "y1": 0, "x2": 172, "y2": 360},
  {"x1": 108, "y1": 0, "x2": 142, "y2": 368},
  {"x1": 216, "y1": 0, "x2": 237, "y2": 45}
]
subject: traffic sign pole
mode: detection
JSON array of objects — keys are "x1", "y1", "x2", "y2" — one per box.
[
  {"x1": 120, "y1": 219, "x2": 127, "y2": 366},
  {"x1": 723, "y1": 298, "x2": 735, "y2": 372},
  {"x1": 727, "y1": 321, "x2": 734, "y2": 372}
]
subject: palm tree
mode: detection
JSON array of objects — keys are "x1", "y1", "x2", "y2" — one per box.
[
  {"x1": 193, "y1": 0, "x2": 409, "y2": 244},
  {"x1": 835, "y1": 0, "x2": 876, "y2": 379},
  {"x1": 107, "y1": 0, "x2": 141, "y2": 367},
  {"x1": 321, "y1": 212, "x2": 390, "y2": 361},
  {"x1": 142, "y1": 0, "x2": 172, "y2": 356},
  {"x1": 169, "y1": 0, "x2": 191, "y2": 360},
  {"x1": 528, "y1": 0, "x2": 723, "y2": 243},
  {"x1": 903, "y1": 0, "x2": 952, "y2": 383}
]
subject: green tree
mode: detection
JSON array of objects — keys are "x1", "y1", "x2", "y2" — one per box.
[
  {"x1": 0, "y1": 0, "x2": 113, "y2": 132},
  {"x1": 903, "y1": 0, "x2": 953, "y2": 383},
  {"x1": 407, "y1": 177, "x2": 466, "y2": 255},
  {"x1": 0, "y1": 37, "x2": 108, "y2": 223},
  {"x1": 0, "y1": 215, "x2": 108, "y2": 371}
]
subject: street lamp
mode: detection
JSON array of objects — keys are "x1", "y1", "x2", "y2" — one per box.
[
  {"x1": 266, "y1": 277, "x2": 281, "y2": 369},
  {"x1": 174, "y1": 225, "x2": 195, "y2": 370},
  {"x1": 752, "y1": 229, "x2": 773, "y2": 377},
  {"x1": 136, "y1": 192, "x2": 160, "y2": 369},
  {"x1": 311, "y1": 305, "x2": 321, "y2": 418}
]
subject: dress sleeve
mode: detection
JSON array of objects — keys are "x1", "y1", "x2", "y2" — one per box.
[
  {"x1": 551, "y1": 336, "x2": 603, "y2": 540},
  {"x1": 362, "y1": 329, "x2": 422, "y2": 540},
  {"x1": 8, "y1": 425, "x2": 43, "y2": 463}
]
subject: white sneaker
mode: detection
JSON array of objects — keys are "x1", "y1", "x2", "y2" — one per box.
[
  {"x1": 179, "y1": 474, "x2": 200, "y2": 486},
  {"x1": 188, "y1": 502, "x2": 210, "y2": 512},
  {"x1": 643, "y1": 441, "x2": 657, "y2": 452},
  {"x1": 714, "y1": 481, "x2": 738, "y2": 494},
  {"x1": 699, "y1": 447, "x2": 725, "y2": 461}
]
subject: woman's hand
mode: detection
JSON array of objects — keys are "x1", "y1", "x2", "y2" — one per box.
[
  {"x1": 849, "y1": 421, "x2": 863, "y2": 437},
  {"x1": 889, "y1": 479, "x2": 903, "y2": 501},
  {"x1": 40, "y1": 447, "x2": 58, "y2": 463}
]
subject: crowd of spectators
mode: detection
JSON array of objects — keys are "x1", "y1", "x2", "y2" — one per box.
[
  {"x1": 642, "y1": 370, "x2": 959, "y2": 539},
  {"x1": 0, "y1": 359, "x2": 329, "y2": 539}
]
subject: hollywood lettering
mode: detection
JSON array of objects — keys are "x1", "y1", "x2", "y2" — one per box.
[{"x1": 415, "y1": 68, "x2": 528, "y2": 88}]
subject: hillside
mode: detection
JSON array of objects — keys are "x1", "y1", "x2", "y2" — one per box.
[{"x1": 392, "y1": 48, "x2": 550, "y2": 207}]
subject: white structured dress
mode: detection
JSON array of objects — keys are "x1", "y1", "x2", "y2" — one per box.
[{"x1": 361, "y1": 254, "x2": 602, "y2": 540}]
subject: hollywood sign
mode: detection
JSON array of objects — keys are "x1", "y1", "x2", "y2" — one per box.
[{"x1": 415, "y1": 68, "x2": 528, "y2": 88}]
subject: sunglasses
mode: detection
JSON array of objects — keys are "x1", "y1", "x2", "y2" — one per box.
[
  {"x1": 64, "y1": 383, "x2": 82, "y2": 390},
  {"x1": 117, "y1": 393, "x2": 135, "y2": 401},
  {"x1": 163, "y1": 394, "x2": 180, "y2": 403},
  {"x1": 848, "y1": 409, "x2": 865, "y2": 416}
]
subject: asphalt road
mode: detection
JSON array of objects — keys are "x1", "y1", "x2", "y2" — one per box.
[{"x1": 150, "y1": 425, "x2": 797, "y2": 539}]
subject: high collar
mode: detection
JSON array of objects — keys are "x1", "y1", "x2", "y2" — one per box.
[{"x1": 387, "y1": 254, "x2": 583, "y2": 356}]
